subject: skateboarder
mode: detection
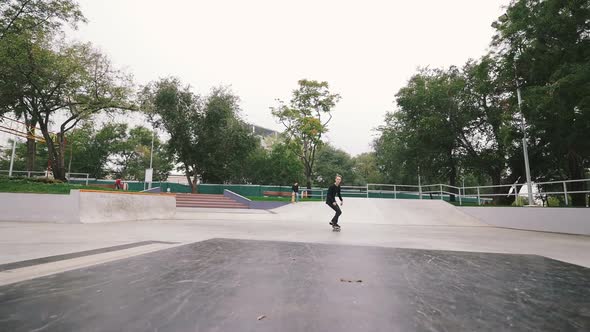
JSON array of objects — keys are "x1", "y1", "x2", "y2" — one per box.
[{"x1": 326, "y1": 175, "x2": 343, "y2": 230}]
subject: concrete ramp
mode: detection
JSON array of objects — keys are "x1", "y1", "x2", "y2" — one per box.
[{"x1": 273, "y1": 198, "x2": 486, "y2": 226}]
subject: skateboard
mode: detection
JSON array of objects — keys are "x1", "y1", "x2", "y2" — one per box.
[{"x1": 332, "y1": 225, "x2": 341, "y2": 232}]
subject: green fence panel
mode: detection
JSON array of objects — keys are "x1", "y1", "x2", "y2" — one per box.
[{"x1": 65, "y1": 180, "x2": 488, "y2": 203}]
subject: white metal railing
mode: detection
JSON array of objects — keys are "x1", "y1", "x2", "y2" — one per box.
[
  {"x1": 300, "y1": 188, "x2": 325, "y2": 201},
  {"x1": 66, "y1": 172, "x2": 90, "y2": 185},
  {"x1": 0, "y1": 170, "x2": 50, "y2": 178},
  {"x1": 367, "y1": 179, "x2": 590, "y2": 207},
  {"x1": 0, "y1": 169, "x2": 90, "y2": 185}
]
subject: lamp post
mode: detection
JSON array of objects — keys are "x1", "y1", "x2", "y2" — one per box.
[
  {"x1": 514, "y1": 55, "x2": 534, "y2": 206},
  {"x1": 148, "y1": 129, "x2": 155, "y2": 190}
]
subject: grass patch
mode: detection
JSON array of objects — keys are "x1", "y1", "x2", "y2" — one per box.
[
  {"x1": 246, "y1": 195, "x2": 323, "y2": 202},
  {"x1": 0, "y1": 177, "x2": 115, "y2": 194}
]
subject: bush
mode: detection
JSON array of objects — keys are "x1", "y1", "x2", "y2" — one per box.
[
  {"x1": 33, "y1": 177, "x2": 63, "y2": 184},
  {"x1": 511, "y1": 196, "x2": 528, "y2": 207},
  {"x1": 547, "y1": 196, "x2": 561, "y2": 207}
]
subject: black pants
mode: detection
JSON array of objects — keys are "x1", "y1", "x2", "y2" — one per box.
[{"x1": 327, "y1": 203, "x2": 342, "y2": 224}]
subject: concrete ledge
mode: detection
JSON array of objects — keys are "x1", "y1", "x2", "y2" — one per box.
[
  {"x1": 224, "y1": 190, "x2": 290, "y2": 210},
  {"x1": 0, "y1": 192, "x2": 79, "y2": 223},
  {"x1": 460, "y1": 207, "x2": 590, "y2": 236},
  {"x1": 0, "y1": 191, "x2": 175, "y2": 223},
  {"x1": 78, "y1": 190, "x2": 175, "y2": 223}
]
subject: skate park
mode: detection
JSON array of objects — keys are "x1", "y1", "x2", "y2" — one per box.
[
  {"x1": 2, "y1": 0, "x2": 590, "y2": 330},
  {"x1": 1, "y1": 194, "x2": 589, "y2": 331}
]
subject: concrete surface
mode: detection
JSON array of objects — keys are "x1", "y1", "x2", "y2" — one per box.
[
  {"x1": 2, "y1": 239, "x2": 588, "y2": 332},
  {"x1": 271, "y1": 198, "x2": 486, "y2": 226},
  {"x1": 1, "y1": 198, "x2": 589, "y2": 331},
  {"x1": 460, "y1": 206, "x2": 590, "y2": 235},
  {"x1": 1, "y1": 199, "x2": 590, "y2": 269}
]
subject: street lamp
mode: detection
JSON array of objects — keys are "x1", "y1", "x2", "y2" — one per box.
[
  {"x1": 514, "y1": 54, "x2": 534, "y2": 206},
  {"x1": 147, "y1": 129, "x2": 155, "y2": 190},
  {"x1": 8, "y1": 137, "x2": 17, "y2": 177}
]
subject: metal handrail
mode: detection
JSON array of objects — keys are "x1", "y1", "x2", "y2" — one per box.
[{"x1": 368, "y1": 179, "x2": 589, "y2": 206}]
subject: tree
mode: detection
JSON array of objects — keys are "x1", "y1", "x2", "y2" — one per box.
[
  {"x1": 456, "y1": 57, "x2": 520, "y2": 203},
  {"x1": 271, "y1": 79, "x2": 341, "y2": 189},
  {"x1": 492, "y1": 0, "x2": 590, "y2": 206},
  {"x1": 239, "y1": 141, "x2": 305, "y2": 186},
  {"x1": 140, "y1": 78, "x2": 202, "y2": 192},
  {"x1": 114, "y1": 126, "x2": 173, "y2": 181},
  {"x1": 66, "y1": 122, "x2": 127, "y2": 179},
  {"x1": 198, "y1": 87, "x2": 258, "y2": 184},
  {"x1": 393, "y1": 68, "x2": 469, "y2": 199},
  {"x1": 0, "y1": 35, "x2": 133, "y2": 180},
  {"x1": 352, "y1": 152, "x2": 384, "y2": 185},
  {"x1": 0, "y1": 0, "x2": 86, "y2": 172},
  {"x1": 374, "y1": 115, "x2": 415, "y2": 185},
  {"x1": 266, "y1": 142, "x2": 305, "y2": 185},
  {"x1": 141, "y1": 81, "x2": 257, "y2": 189},
  {"x1": 314, "y1": 144, "x2": 357, "y2": 187},
  {"x1": 0, "y1": 0, "x2": 85, "y2": 40},
  {"x1": 0, "y1": 138, "x2": 48, "y2": 173}
]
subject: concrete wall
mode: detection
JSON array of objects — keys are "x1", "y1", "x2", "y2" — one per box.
[
  {"x1": 78, "y1": 191, "x2": 176, "y2": 223},
  {"x1": 460, "y1": 207, "x2": 590, "y2": 235},
  {"x1": 0, "y1": 191, "x2": 175, "y2": 223},
  {"x1": 0, "y1": 192, "x2": 79, "y2": 223},
  {"x1": 224, "y1": 190, "x2": 290, "y2": 210}
]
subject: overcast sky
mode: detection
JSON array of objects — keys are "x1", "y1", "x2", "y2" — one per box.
[{"x1": 2, "y1": 0, "x2": 511, "y2": 155}]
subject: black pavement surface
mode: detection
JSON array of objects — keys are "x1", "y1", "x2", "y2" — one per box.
[{"x1": 1, "y1": 238, "x2": 589, "y2": 331}]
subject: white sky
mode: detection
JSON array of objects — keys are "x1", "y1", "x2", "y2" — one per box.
[{"x1": 2, "y1": 0, "x2": 511, "y2": 156}]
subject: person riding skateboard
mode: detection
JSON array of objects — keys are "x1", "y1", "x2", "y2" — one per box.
[{"x1": 326, "y1": 175, "x2": 343, "y2": 230}]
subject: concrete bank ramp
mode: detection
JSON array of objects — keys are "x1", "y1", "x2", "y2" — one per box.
[{"x1": 273, "y1": 198, "x2": 486, "y2": 226}]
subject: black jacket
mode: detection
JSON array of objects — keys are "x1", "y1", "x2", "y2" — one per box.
[
  {"x1": 326, "y1": 184, "x2": 342, "y2": 204},
  {"x1": 292, "y1": 184, "x2": 299, "y2": 193}
]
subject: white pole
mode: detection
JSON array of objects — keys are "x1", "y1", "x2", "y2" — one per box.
[
  {"x1": 9, "y1": 138, "x2": 17, "y2": 177},
  {"x1": 148, "y1": 130, "x2": 155, "y2": 190},
  {"x1": 460, "y1": 177, "x2": 465, "y2": 206},
  {"x1": 563, "y1": 182, "x2": 568, "y2": 206},
  {"x1": 516, "y1": 75, "x2": 534, "y2": 206},
  {"x1": 418, "y1": 168, "x2": 422, "y2": 200}
]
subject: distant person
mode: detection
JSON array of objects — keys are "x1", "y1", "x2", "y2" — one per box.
[
  {"x1": 292, "y1": 182, "x2": 300, "y2": 203},
  {"x1": 326, "y1": 175, "x2": 343, "y2": 231},
  {"x1": 115, "y1": 178, "x2": 122, "y2": 190}
]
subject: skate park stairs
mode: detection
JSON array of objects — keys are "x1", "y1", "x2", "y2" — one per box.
[{"x1": 175, "y1": 193, "x2": 249, "y2": 209}]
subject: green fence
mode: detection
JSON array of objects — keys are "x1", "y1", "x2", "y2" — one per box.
[
  {"x1": 67, "y1": 180, "x2": 483, "y2": 204},
  {"x1": 68, "y1": 179, "x2": 193, "y2": 193}
]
